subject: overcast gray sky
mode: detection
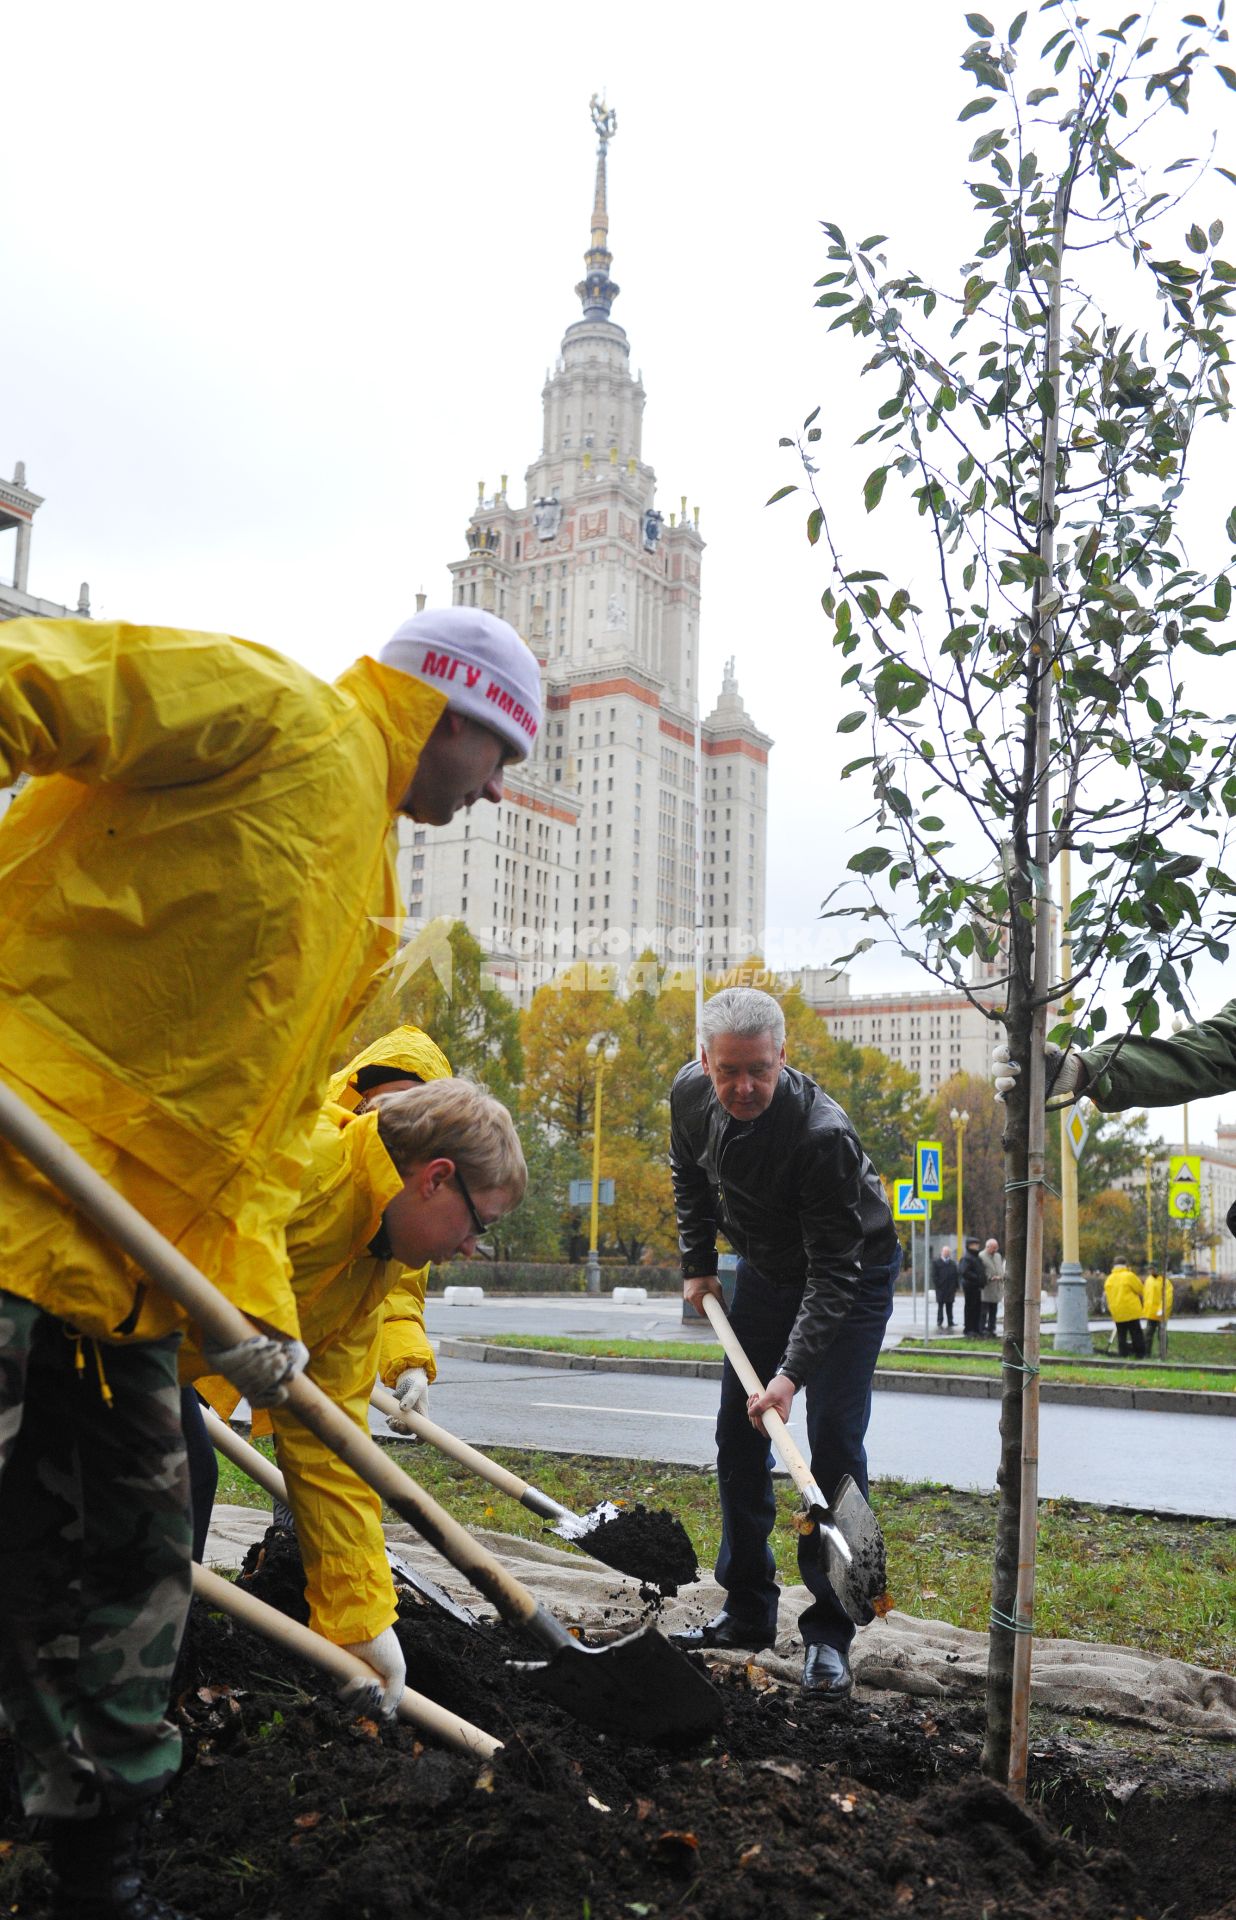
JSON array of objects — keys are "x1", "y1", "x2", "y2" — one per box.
[{"x1": 5, "y1": 1, "x2": 1234, "y2": 1139}]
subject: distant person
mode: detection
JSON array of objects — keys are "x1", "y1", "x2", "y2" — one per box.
[
  {"x1": 1142, "y1": 1271, "x2": 1174, "y2": 1356},
  {"x1": 667, "y1": 988, "x2": 899, "y2": 1707},
  {"x1": 980, "y1": 1237, "x2": 1005, "y2": 1337},
  {"x1": 959, "y1": 1238, "x2": 986, "y2": 1337},
  {"x1": 931, "y1": 1245, "x2": 959, "y2": 1329},
  {"x1": 1104, "y1": 1262, "x2": 1146, "y2": 1357}
]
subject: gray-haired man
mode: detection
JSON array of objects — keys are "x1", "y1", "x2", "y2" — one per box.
[{"x1": 667, "y1": 988, "x2": 899, "y2": 1704}]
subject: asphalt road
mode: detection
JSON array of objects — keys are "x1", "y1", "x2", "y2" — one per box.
[{"x1": 412, "y1": 1299, "x2": 1236, "y2": 1521}]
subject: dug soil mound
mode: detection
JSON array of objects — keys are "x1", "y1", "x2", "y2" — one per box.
[{"x1": 1, "y1": 1527, "x2": 1232, "y2": 1920}]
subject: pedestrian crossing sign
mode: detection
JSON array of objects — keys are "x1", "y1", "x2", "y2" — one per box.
[
  {"x1": 894, "y1": 1178, "x2": 929, "y2": 1222},
  {"x1": 1169, "y1": 1154, "x2": 1201, "y2": 1220},
  {"x1": 915, "y1": 1139, "x2": 943, "y2": 1200}
]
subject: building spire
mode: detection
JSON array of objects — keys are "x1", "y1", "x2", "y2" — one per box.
[{"x1": 575, "y1": 94, "x2": 620, "y2": 321}]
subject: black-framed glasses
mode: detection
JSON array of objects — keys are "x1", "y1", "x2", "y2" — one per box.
[{"x1": 452, "y1": 1164, "x2": 488, "y2": 1241}]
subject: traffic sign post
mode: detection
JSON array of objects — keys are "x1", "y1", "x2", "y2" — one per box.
[
  {"x1": 894, "y1": 1179, "x2": 929, "y2": 1223},
  {"x1": 1168, "y1": 1154, "x2": 1201, "y2": 1221},
  {"x1": 915, "y1": 1140, "x2": 943, "y2": 1202}
]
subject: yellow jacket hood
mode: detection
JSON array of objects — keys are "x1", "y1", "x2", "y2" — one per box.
[{"x1": 328, "y1": 1026, "x2": 453, "y2": 1110}]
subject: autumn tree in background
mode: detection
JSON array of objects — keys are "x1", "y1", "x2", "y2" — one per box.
[
  {"x1": 777, "y1": 2, "x2": 1236, "y2": 1787},
  {"x1": 337, "y1": 920, "x2": 522, "y2": 1108},
  {"x1": 927, "y1": 1073, "x2": 1008, "y2": 1243}
]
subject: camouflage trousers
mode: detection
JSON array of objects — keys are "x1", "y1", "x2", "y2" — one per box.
[{"x1": 0, "y1": 1289, "x2": 192, "y2": 1819}]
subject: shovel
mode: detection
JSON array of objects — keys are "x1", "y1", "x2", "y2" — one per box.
[
  {"x1": 200, "y1": 1401, "x2": 483, "y2": 1632},
  {"x1": 192, "y1": 1563, "x2": 500, "y2": 1759},
  {"x1": 370, "y1": 1384, "x2": 699, "y2": 1590},
  {"x1": 0, "y1": 1081, "x2": 721, "y2": 1742},
  {"x1": 699, "y1": 1294, "x2": 890, "y2": 1626}
]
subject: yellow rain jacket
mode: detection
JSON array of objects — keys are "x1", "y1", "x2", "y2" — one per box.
[
  {"x1": 0, "y1": 619, "x2": 444, "y2": 1345},
  {"x1": 1143, "y1": 1273, "x2": 1174, "y2": 1323},
  {"x1": 197, "y1": 1026, "x2": 451, "y2": 1644},
  {"x1": 1103, "y1": 1264, "x2": 1143, "y2": 1322},
  {"x1": 327, "y1": 1027, "x2": 451, "y2": 1387}
]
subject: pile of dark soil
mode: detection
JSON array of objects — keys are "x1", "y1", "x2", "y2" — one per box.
[
  {"x1": 1, "y1": 1527, "x2": 1232, "y2": 1920},
  {"x1": 577, "y1": 1501, "x2": 699, "y2": 1591}
]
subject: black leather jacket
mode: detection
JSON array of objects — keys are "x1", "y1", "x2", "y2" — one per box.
[{"x1": 669, "y1": 1061, "x2": 898, "y2": 1384}]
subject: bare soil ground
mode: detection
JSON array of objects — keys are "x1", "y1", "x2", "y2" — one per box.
[{"x1": 1, "y1": 1527, "x2": 1232, "y2": 1920}]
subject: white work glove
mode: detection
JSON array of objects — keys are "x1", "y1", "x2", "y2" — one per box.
[
  {"x1": 202, "y1": 1333, "x2": 310, "y2": 1409},
  {"x1": 992, "y1": 1042, "x2": 1084, "y2": 1107},
  {"x1": 385, "y1": 1366, "x2": 429, "y2": 1436},
  {"x1": 338, "y1": 1626, "x2": 406, "y2": 1719}
]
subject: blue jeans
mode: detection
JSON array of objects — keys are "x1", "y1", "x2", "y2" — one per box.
[{"x1": 713, "y1": 1254, "x2": 897, "y2": 1652}]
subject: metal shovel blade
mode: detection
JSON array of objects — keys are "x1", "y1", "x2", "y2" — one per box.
[
  {"x1": 820, "y1": 1474, "x2": 890, "y2": 1627},
  {"x1": 514, "y1": 1622, "x2": 723, "y2": 1740},
  {"x1": 386, "y1": 1549, "x2": 484, "y2": 1633}
]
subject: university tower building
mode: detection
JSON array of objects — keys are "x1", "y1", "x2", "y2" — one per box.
[{"x1": 397, "y1": 100, "x2": 771, "y2": 999}]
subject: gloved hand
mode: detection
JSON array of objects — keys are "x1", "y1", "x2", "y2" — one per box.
[
  {"x1": 385, "y1": 1366, "x2": 429, "y2": 1436},
  {"x1": 202, "y1": 1333, "x2": 310, "y2": 1408},
  {"x1": 992, "y1": 1042, "x2": 1085, "y2": 1107},
  {"x1": 339, "y1": 1626, "x2": 406, "y2": 1718}
]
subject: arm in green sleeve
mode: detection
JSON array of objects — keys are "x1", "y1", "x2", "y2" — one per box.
[{"x1": 1079, "y1": 999, "x2": 1236, "y2": 1109}]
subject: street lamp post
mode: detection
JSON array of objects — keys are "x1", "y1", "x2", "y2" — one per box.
[
  {"x1": 1055, "y1": 845, "x2": 1093, "y2": 1352},
  {"x1": 584, "y1": 1034, "x2": 619, "y2": 1297},
  {"x1": 950, "y1": 1107, "x2": 970, "y2": 1251}
]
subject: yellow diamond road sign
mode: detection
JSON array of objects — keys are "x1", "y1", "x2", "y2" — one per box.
[
  {"x1": 1169, "y1": 1154, "x2": 1201, "y2": 1220},
  {"x1": 1066, "y1": 1107, "x2": 1089, "y2": 1161}
]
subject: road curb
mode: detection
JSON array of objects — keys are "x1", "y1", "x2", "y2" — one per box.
[{"x1": 436, "y1": 1340, "x2": 1235, "y2": 1416}]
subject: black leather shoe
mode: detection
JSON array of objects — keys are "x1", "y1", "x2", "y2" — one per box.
[
  {"x1": 802, "y1": 1643, "x2": 853, "y2": 1705},
  {"x1": 670, "y1": 1611, "x2": 774, "y2": 1653}
]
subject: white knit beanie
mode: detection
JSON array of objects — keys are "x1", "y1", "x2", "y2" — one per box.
[{"x1": 380, "y1": 608, "x2": 542, "y2": 762}]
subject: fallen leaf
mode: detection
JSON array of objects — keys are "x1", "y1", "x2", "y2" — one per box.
[
  {"x1": 654, "y1": 1829, "x2": 700, "y2": 1868},
  {"x1": 475, "y1": 1763, "x2": 495, "y2": 1793},
  {"x1": 587, "y1": 1793, "x2": 611, "y2": 1813},
  {"x1": 293, "y1": 1812, "x2": 322, "y2": 1831},
  {"x1": 634, "y1": 1797, "x2": 655, "y2": 1822},
  {"x1": 872, "y1": 1591, "x2": 895, "y2": 1617},
  {"x1": 894, "y1": 1881, "x2": 915, "y2": 1905},
  {"x1": 754, "y1": 1759, "x2": 804, "y2": 1784},
  {"x1": 738, "y1": 1844, "x2": 763, "y2": 1867},
  {"x1": 745, "y1": 1661, "x2": 776, "y2": 1692},
  {"x1": 352, "y1": 1717, "x2": 381, "y2": 1742},
  {"x1": 829, "y1": 1792, "x2": 858, "y2": 1814},
  {"x1": 920, "y1": 1590, "x2": 938, "y2": 1600}
]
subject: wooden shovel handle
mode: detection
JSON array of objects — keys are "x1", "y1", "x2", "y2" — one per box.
[
  {"x1": 700, "y1": 1292, "x2": 818, "y2": 1499},
  {"x1": 200, "y1": 1402, "x2": 287, "y2": 1503},
  {"x1": 192, "y1": 1563, "x2": 501, "y2": 1759},
  {"x1": 0, "y1": 1080, "x2": 549, "y2": 1637},
  {"x1": 371, "y1": 1384, "x2": 531, "y2": 1500},
  {"x1": 369, "y1": 1385, "x2": 577, "y2": 1525}
]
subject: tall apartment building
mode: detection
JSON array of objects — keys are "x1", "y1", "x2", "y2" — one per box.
[
  {"x1": 397, "y1": 101, "x2": 770, "y2": 999},
  {"x1": 2, "y1": 463, "x2": 89, "y2": 816},
  {"x1": 787, "y1": 949, "x2": 1008, "y2": 1099}
]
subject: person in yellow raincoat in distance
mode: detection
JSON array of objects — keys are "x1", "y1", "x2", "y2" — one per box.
[
  {"x1": 194, "y1": 1074, "x2": 525, "y2": 1718},
  {"x1": 0, "y1": 606, "x2": 541, "y2": 1920}
]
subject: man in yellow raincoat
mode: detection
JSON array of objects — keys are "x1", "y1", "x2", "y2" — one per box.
[
  {"x1": 0, "y1": 606, "x2": 541, "y2": 1920},
  {"x1": 1103, "y1": 1262, "x2": 1146, "y2": 1358},
  {"x1": 1143, "y1": 1271, "x2": 1174, "y2": 1356},
  {"x1": 195, "y1": 1073, "x2": 525, "y2": 1717},
  {"x1": 326, "y1": 1027, "x2": 454, "y2": 1426}
]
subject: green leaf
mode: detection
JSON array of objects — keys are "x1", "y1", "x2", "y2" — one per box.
[
  {"x1": 1217, "y1": 65, "x2": 1236, "y2": 90},
  {"x1": 965, "y1": 11, "x2": 995, "y2": 33},
  {"x1": 863, "y1": 466, "x2": 889, "y2": 512},
  {"x1": 1025, "y1": 85, "x2": 1059, "y2": 104},
  {"x1": 766, "y1": 485, "x2": 798, "y2": 505},
  {"x1": 837, "y1": 711, "x2": 868, "y2": 735},
  {"x1": 1187, "y1": 223, "x2": 1208, "y2": 254},
  {"x1": 1216, "y1": 573, "x2": 1232, "y2": 614},
  {"x1": 807, "y1": 506, "x2": 824, "y2": 546},
  {"x1": 959, "y1": 95, "x2": 997, "y2": 120},
  {"x1": 847, "y1": 846, "x2": 893, "y2": 875},
  {"x1": 1009, "y1": 10, "x2": 1027, "y2": 43}
]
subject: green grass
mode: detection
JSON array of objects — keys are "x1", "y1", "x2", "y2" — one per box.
[
  {"x1": 214, "y1": 1441, "x2": 1236, "y2": 1673},
  {"x1": 455, "y1": 1329, "x2": 1235, "y2": 1391}
]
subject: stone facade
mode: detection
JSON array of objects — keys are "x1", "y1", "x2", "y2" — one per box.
[
  {"x1": 400, "y1": 103, "x2": 770, "y2": 999},
  {"x1": 1, "y1": 462, "x2": 89, "y2": 816},
  {"x1": 786, "y1": 959, "x2": 1007, "y2": 1099}
]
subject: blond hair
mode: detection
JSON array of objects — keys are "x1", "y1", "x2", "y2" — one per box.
[{"x1": 363, "y1": 1080, "x2": 527, "y2": 1202}]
